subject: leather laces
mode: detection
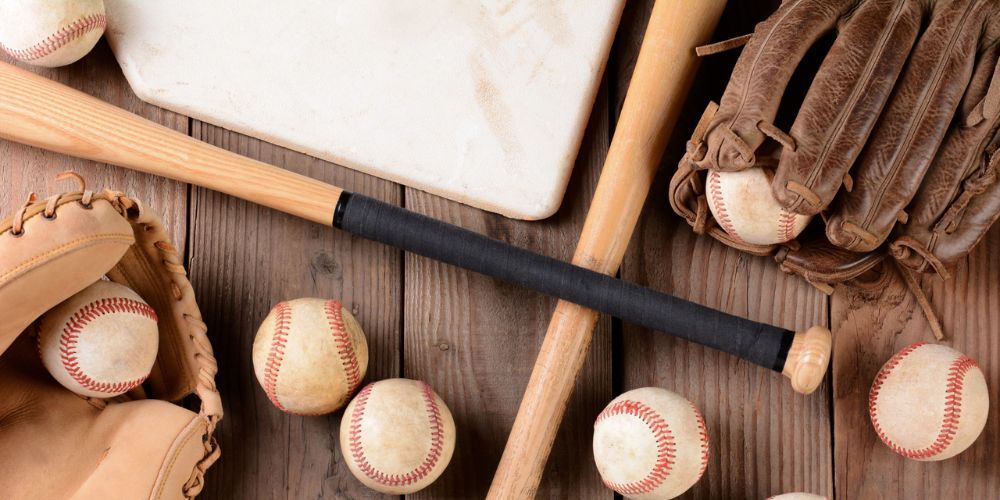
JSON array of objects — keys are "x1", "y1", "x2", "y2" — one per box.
[
  {"x1": 936, "y1": 150, "x2": 1000, "y2": 234},
  {"x1": 4, "y1": 173, "x2": 225, "y2": 497},
  {"x1": 7, "y1": 172, "x2": 96, "y2": 236},
  {"x1": 894, "y1": 260, "x2": 945, "y2": 341}
]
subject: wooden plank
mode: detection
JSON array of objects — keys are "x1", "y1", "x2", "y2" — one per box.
[
  {"x1": 831, "y1": 227, "x2": 1000, "y2": 499},
  {"x1": 402, "y1": 83, "x2": 613, "y2": 498},
  {"x1": 617, "y1": 1, "x2": 834, "y2": 498},
  {"x1": 187, "y1": 125, "x2": 403, "y2": 499},
  {"x1": 0, "y1": 43, "x2": 188, "y2": 247}
]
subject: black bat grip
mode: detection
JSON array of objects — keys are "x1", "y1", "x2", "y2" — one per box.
[{"x1": 335, "y1": 193, "x2": 793, "y2": 371}]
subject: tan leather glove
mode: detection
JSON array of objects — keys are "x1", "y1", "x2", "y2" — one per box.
[{"x1": 0, "y1": 178, "x2": 222, "y2": 499}]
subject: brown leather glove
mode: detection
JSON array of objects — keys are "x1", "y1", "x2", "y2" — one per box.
[
  {"x1": 670, "y1": 0, "x2": 1000, "y2": 338},
  {"x1": 0, "y1": 177, "x2": 222, "y2": 499}
]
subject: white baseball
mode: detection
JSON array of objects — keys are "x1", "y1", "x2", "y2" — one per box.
[
  {"x1": 593, "y1": 387, "x2": 710, "y2": 500},
  {"x1": 869, "y1": 342, "x2": 989, "y2": 461},
  {"x1": 705, "y1": 168, "x2": 811, "y2": 246},
  {"x1": 0, "y1": 0, "x2": 106, "y2": 68},
  {"x1": 340, "y1": 378, "x2": 456, "y2": 495},
  {"x1": 38, "y1": 280, "x2": 159, "y2": 398},
  {"x1": 252, "y1": 298, "x2": 369, "y2": 416}
]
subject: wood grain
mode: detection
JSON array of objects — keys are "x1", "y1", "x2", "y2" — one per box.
[
  {"x1": 617, "y1": 1, "x2": 834, "y2": 499},
  {"x1": 0, "y1": 60, "x2": 343, "y2": 226},
  {"x1": 0, "y1": 44, "x2": 188, "y2": 246},
  {"x1": 402, "y1": 81, "x2": 613, "y2": 499},
  {"x1": 831, "y1": 227, "x2": 1000, "y2": 499},
  {"x1": 6, "y1": 4, "x2": 1000, "y2": 498},
  {"x1": 487, "y1": 1, "x2": 728, "y2": 496},
  {"x1": 186, "y1": 125, "x2": 402, "y2": 499}
]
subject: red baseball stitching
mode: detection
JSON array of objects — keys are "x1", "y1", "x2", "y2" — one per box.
[
  {"x1": 0, "y1": 14, "x2": 106, "y2": 62},
  {"x1": 263, "y1": 302, "x2": 293, "y2": 412},
  {"x1": 59, "y1": 297, "x2": 157, "y2": 395},
  {"x1": 595, "y1": 400, "x2": 676, "y2": 496},
  {"x1": 689, "y1": 402, "x2": 710, "y2": 477},
  {"x1": 349, "y1": 382, "x2": 446, "y2": 487},
  {"x1": 869, "y1": 342, "x2": 979, "y2": 459},
  {"x1": 777, "y1": 210, "x2": 797, "y2": 242},
  {"x1": 707, "y1": 170, "x2": 746, "y2": 243},
  {"x1": 325, "y1": 300, "x2": 362, "y2": 394}
]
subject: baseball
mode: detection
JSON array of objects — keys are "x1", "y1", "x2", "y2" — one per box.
[
  {"x1": 252, "y1": 298, "x2": 369, "y2": 416},
  {"x1": 341, "y1": 378, "x2": 456, "y2": 494},
  {"x1": 869, "y1": 342, "x2": 989, "y2": 461},
  {"x1": 37, "y1": 280, "x2": 159, "y2": 398},
  {"x1": 0, "y1": 0, "x2": 106, "y2": 68},
  {"x1": 705, "y1": 168, "x2": 811, "y2": 245},
  {"x1": 593, "y1": 387, "x2": 709, "y2": 500}
]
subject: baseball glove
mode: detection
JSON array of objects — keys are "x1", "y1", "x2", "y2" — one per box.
[
  {"x1": 671, "y1": 0, "x2": 1000, "y2": 338},
  {"x1": 0, "y1": 174, "x2": 222, "y2": 499}
]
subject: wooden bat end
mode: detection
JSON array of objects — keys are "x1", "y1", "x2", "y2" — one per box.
[{"x1": 782, "y1": 325, "x2": 832, "y2": 395}]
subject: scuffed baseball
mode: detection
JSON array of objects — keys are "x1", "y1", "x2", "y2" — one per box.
[
  {"x1": 705, "y1": 168, "x2": 811, "y2": 245},
  {"x1": 869, "y1": 342, "x2": 989, "y2": 461},
  {"x1": 593, "y1": 387, "x2": 709, "y2": 500},
  {"x1": 252, "y1": 298, "x2": 368, "y2": 416},
  {"x1": 0, "y1": 0, "x2": 107, "y2": 68},
  {"x1": 38, "y1": 280, "x2": 159, "y2": 398},
  {"x1": 341, "y1": 378, "x2": 456, "y2": 495},
  {"x1": 768, "y1": 493, "x2": 828, "y2": 500}
]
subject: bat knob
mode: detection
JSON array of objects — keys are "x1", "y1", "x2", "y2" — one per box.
[{"x1": 782, "y1": 325, "x2": 832, "y2": 395}]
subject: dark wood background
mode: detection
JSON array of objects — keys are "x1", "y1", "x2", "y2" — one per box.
[{"x1": 3, "y1": 1, "x2": 998, "y2": 498}]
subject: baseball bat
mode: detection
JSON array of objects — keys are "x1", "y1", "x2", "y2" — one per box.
[
  {"x1": 488, "y1": 1, "x2": 731, "y2": 496},
  {"x1": 0, "y1": 61, "x2": 830, "y2": 396}
]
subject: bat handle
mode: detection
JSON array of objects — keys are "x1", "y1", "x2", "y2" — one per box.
[{"x1": 782, "y1": 325, "x2": 832, "y2": 394}]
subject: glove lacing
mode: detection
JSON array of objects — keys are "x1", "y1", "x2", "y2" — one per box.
[
  {"x1": 125, "y1": 198, "x2": 222, "y2": 499},
  {"x1": 8, "y1": 172, "x2": 95, "y2": 237}
]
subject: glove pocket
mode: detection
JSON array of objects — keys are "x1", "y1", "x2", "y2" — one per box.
[{"x1": 668, "y1": 157, "x2": 778, "y2": 256}]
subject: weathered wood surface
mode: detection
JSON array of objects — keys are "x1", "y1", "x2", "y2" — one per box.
[
  {"x1": 186, "y1": 121, "x2": 403, "y2": 499},
  {"x1": 1, "y1": 45, "x2": 188, "y2": 247},
  {"x1": 617, "y1": 2, "x2": 833, "y2": 499},
  {"x1": 403, "y1": 84, "x2": 612, "y2": 497},
  {"x1": 831, "y1": 229, "x2": 1000, "y2": 500},
  {"x1": 4, "y1": 1, "x2": 1000, "y2": 498}
]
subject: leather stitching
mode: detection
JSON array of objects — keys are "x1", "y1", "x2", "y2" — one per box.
[
  {"x1": 0, "y1": 233, "x2": 134, "y2": 284},
  {"x1": 860, "y1": 4, "x2": 977, "y2": 231},
  {"x1": 349, "y1": 382, "x2": 446, "y2": 487},
  {"x1": 325, "y1": 300, "x2": 362, "y2": 394},
  {"x1": 58, "y1": 296, "x2": 157, "y2": 394},
  {"x1": 0, "y1": 14, "x2": 106, "y2": 61},
  {"x1": 870, "y1": 343, "x2": 978, "y2": 459},
  {"x1": 707, "y1": 170, "x2": 746, "y2": 243},
  {"x1": 262, "y1": 302, "x2": 292, "y2": 413},
  {"x1": 729, "y1": 0, "x2": 805, "y2": 132},
  {"x1": 690, "y1": 401, "x2": 710, "y2": 476},
  {"x1": 801, "y1": 1, "x2": 909, "y2": 210},
  {"x1": 153, "y1": 416, "x2": 203, "y2": 500},
  {"x1": 778, "y1": 211, "x2": 797, "y2": 243},
  {"x1": 595, "y1": 399, "x2": 678, "y2": 496}
]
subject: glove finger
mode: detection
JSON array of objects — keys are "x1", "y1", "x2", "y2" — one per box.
[
  {"x1": 894, "y1": 23, "x2": 1000, "y2": 274},
  {"x1": 694, "y1": 0, "x2": 857, "y2": 172},
  {"x1": 772, "y1": 0, "x2": 921, "y2": 215},
  {"x1": 826, "y1": 0, "x2": 991, "y2": 252}
]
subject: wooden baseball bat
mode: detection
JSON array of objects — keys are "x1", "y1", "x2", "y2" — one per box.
[
  {"x1": 487, "y1": 1, "x2": 735, "y2": 496},
  {"x1": 0, "y1": 60, "x2": 829, "y2": 400}
]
